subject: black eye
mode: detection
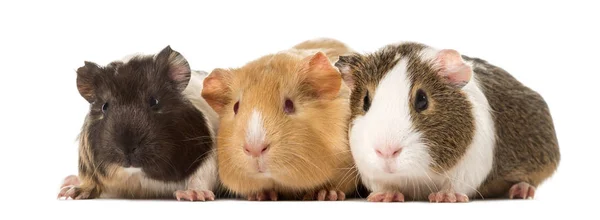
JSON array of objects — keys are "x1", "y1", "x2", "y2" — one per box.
[
  {"x1": 233, "y1": 101, "x2": 239, "y2": 114},
  {"x1": 102, "y1": 102, "x2": 109, "y2": 113},
  {"x1": 363, "y1": 91, "x2": 371, "y2": 112},
  {"x1": 414, "y1": 89, "x2": 428, "y2": 112},
  {"x1": 284, "y1": 99, "x2": 295, "y2": 114},
  {"x1": 149, "y1": 97, "x2": 159, "y2": 107}
]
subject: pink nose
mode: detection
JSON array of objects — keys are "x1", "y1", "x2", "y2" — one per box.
[
  {"x1": 375, "y1": 145, "x2": 402, "y2": 158},
  {"x1": 244, "y1": 143, "x2": 269, "y2": 157}
]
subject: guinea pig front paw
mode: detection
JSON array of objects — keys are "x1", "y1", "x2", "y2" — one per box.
[
  {"x1": 428, "y1": 191, "x2": 469, "y2": 203},
  {"x1": 508, "y1": 182, "x2": 536, "y2": 200},
  {"x1": 367, "y1": 191, "x2": 405, "y2": 202},
  {"x1": 174, "y1": 189, "x2": 215, "y2": 201},
  {"x1": 57, "y1": 186, "x2": 93, "y2": 200},
  {"x1": 303, "y1": 189, "x2": 346, "y2": 201},
  {"x1": 247, "y1": 190, "x2": 278, "y2": 201},
  {"x1": 60, "y1": 175, "x2": 80, "y2": 189}
]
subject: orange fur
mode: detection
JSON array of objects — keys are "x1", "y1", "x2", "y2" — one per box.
[{"x1": 203, "y1": 38, "x2": 358, "y2": 199}]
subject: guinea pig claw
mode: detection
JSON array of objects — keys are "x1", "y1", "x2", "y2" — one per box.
[
  {"x1": 428, "y1": 191, "x2": 469, "y2": 203},
  {"x1": 367, "y1": 192, "x2": 405, "y2": 202},
  {"x1": 303, "y1": 189, "x2": 345, "y2": 201},
  {"x1": 174, "y1": 189, "x2": 215, "y2": 202},
  {"x1": 57, "y1": 175, "x2": 81, "y2": 199},
  {"x1": 61, "y1": 175, "x2": 81, "y2": 189},
  {"x1": 247, "y1": 190, "x2": 278, "y2": 201},
  {"x1": 58, "y1": 185, "x2": 92, "y2": 200},
  {"x1": 508, "y1": 182, "x2": 536, "y2": 200}
]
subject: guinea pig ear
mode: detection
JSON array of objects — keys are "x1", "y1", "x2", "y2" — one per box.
[
  {"x1": 335, "y1": 55, "x2": 358, "y2": 91},
  {"x1": 202, "y1": 68, "x2": 233, "y2": 115},
  {"x1": 155, "y1": 45, "x2": 191, "y2": 92},
  {"x1": 434, "y1": 49, "x2": 473, "y2": 88},
  {"x1": 76, "y1": 61, "x2": 102, "y2": 103},
  {"x1": 301, "y1": 52, "x2": 342, "y2": 100}
]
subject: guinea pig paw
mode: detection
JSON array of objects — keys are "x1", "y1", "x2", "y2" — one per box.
[
  {"x1": 57, "y1": 186, "x2": 91, "y2": 200},
  {"x1": 367, "y1": 192, "x2": 405, "y2": 202},
  {"x1": 247, "y1": 190, "x2": 278, "y2": 201},
  {"x1": 508, "y1": 182, "x2": 536, "y2": 200},
  {"x1": 303, "y1": 190, "x2": 346, "y2": 201},
  {"x1": 60, "y1": 175, "x2": 80, "y2": 189},
  {"x1": 428, "y1": 191, "x2": 469, "y2": 203},
  {"x1": 174, "y1": 190, "x2": 215, "y2": 202}
]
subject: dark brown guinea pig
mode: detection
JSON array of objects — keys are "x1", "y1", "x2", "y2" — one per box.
[
  {"x1": 57, "y1": 46, "x2": 219, "y2": 201},
  {"x1": 336, "y1": 42, "x2": 560, "y2": 203}
]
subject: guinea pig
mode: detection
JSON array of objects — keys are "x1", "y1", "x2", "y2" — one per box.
[
  {"x1": 335, "y1": 42, "x2": 561, "y2": 203},
  {"x1": 201, "y1": 38, "x2": 359, "y2": 201},
  {"x1": 57, "y1": 46, "x2": 220, "y2": 201}
]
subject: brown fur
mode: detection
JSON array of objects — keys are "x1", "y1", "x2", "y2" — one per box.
[
  {"x1": 336, "y1": 42, "x2": 560, "y2": 199},
  {"x1": 467, "y1": 56, "x2": 561, "y2": 199},
  {"x1": 203, "y1": 38, "x2": 359, "y2": 200}
]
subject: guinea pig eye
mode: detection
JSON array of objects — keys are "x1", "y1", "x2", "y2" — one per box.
[
  {"x1": 414, "y1": 89, "x2": 428, "y2": 112},
  {"x1": 363, "y1": 91, "x2": 371, "y2": 112},
  {"x1": 233, "y1": 101, "x2": 239, "y2": 114},
  {"x1": 102, "y1": 102, "x2": 109, "y2": 113},
  {"x1": 284, "y1": 99, "x2": 294, "y2": 114},
  {"x1": 149, "y1": 97, "x2": 159, "y2": 107}
]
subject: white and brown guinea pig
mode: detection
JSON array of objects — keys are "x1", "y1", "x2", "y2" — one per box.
[
  {"x1": 335, "y1": 42, "x2": 561, "y2": 203},
  {"x1": 57, "y1": 46, "x2": 220, "y2": 201},
  {"x1": 201, "y1": 38, "x2": 359, "y2": 201}
]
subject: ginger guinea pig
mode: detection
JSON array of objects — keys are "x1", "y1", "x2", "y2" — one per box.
[
  {"x1": 202, "y1": 38, "x2": 359, "y2": 201},
  {"x1": 335, "y1": 42, "x2": 560, "y2": 203},
  {"x1": 57, "y1": 46, "x2": 219, "y2": 201}
]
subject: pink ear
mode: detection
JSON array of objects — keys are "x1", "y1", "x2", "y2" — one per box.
[
  {"x1": 307, "y1": 52, "x2": 334, "y2": 72},
  {"x1": 335, "y1": 55, "x2": 356, "y2": 90},
  {"x1": 302, "y1": 52, "x2": 342, "y2": 99},
  {"x1": 434, "y1": 49, "x2": 472, "y2": 87},
  {"x1": 156, "y1": 46, "x2": 191, "y2": 91},
  {"x1": 202, "y1": 68, "x2": 233, "y2": 115}
]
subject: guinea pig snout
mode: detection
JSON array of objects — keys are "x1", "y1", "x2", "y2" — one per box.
[
  {"x1": 121, "y1": 144, "x2": 142, "y2": 168},
  {"x1": 243, "y1": 143, "x2": 270, "y2": 158},
  {"x1": 375, "y1": 144, "x2": 403, "y2": 159},
  {"x1": 116, "y1": 130, "x2": 143, "y2": 167}
]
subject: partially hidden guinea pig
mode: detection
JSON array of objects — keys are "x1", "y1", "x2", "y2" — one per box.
[
  {"x1": 57, "y1": 46, "x2": 220, "y2": 201},
  {"x1": 201, "y1": 38, "x2": 359, "y2": 201},
  {"x1": 335, "y1": 42, "x2": 561, "y2": 203}
]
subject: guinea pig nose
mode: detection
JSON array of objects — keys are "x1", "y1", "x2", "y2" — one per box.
[
  {"x1": 244, "y1": 143, "x2": 270, "y2": 157},
  {"x1": 375, "y1": 146, "x2": 403, "y2": 158}
]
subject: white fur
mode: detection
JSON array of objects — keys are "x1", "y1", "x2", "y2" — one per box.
[
  {"x1": 350, "y1": 59, "x2": 435, "y2": 199},
  {"x1": 183, "y1": 70, "x2": 220, "y2": 137},
  {"x1": 101, "y1": 151, "x2": 218, "y2": 198},
  {"x1": 123, "y1": 167, "x2": 142, "y2": 175},
  {"x1": 100, "y1": 168, "x2": 185, "y2": 199},
  {"x1": 246, "y1": 109, "x2": 266, "y2": 146},
  {"x1": 350, "y1": 53, "x2": 496, "y2": 199},
  {"x1": 444, "y1": 75, "x2": 496, "y2": 197},
  {"x1": 185, "y1": 150, "x2": 219, "y2": 191}
]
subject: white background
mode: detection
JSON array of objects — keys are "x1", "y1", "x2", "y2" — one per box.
[{"x1": 1, "y1": 0, "x2": 597, "y2": 219}]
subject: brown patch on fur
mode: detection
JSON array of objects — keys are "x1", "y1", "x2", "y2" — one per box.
[
  {"x1": 205, "y1": 38, "x2": 359, "y2": 200},
  {"x1": 407, "y1": 57, "x2": 474, "y2": 172},
  {"x1": 336, "y1": 42, "x2": 474, "y2": 172},
  {"x1": 469, "y1": 56, "x2": 561, "y2": 199}
]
